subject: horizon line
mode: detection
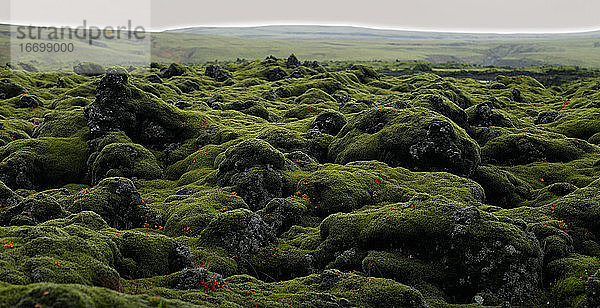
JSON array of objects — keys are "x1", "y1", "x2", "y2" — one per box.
[
  {"x1": 3, "y1": 21, "x2": 600, "y2": 35},
  {"x1": 156, "y1": 22, "x2": 600, "y2": 35}
]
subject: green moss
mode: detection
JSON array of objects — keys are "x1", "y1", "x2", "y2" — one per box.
[
  {"x1": 329, "y1": 107, "x2": 480, "y2": 176},
  {"x1": 0, "y1": 119, "x2": 34, "y2": 146},
  {"x1": 257, "y1": 126, "x2": 308, "y2": 153},
  {"x1": 362, "y1": 250, "x2": 439, "y2": 285},
  {"x1": 471, "y1": 165, "x2": 532, "y2": 208},
  {"x1": 545, "y1": 179, "x2": 600, "y2": 233},
  {"x1": 412, "y1": 93, "x2": 468, "y2": 128},
  {"x1": 66, "y1": 177, "x2": 161, "y2": 230},
  {"x1": 5, "y1": 60, "x2": 600, "y2": 307},
  {"x1": 547, "y1": 108, "x2": 600, "y2": 140},
  {"x1": 249, "y1": 243, "x2": 314, "y2": 281},
  {"x1": 275, "y1": 78, "x2": 344, "y2": 98},
  {"x1": 0, "y1": 192, "x2": 67, "y2": 226},
  {"x1": 296, "y1": 88, "x2": 335, "y2": 105},
  {"x1": 91, "y1": 143, "x2": 162, "y2": 184},
  {"x1": 505, "y1": 157, "x2": 600, "y2": 189},
  {"x1": 481, "y1": 132, "x2": 599, "y2": 165},
  {"x1": 0, "y1": 282, "x2": 198, "y2": 307},
  {"x1": 116, "y1": 230, "x2": 192, "y2": 278},
  {"x1": 162, "y1": 188, "x2": 248, "y2": 237},
  {"x1": 217, "y1": 138, "x2": 286, "y2": 172},
  {"x1": 0, "y1": 137, "x2": 87, "y2": 189},
  {"x1": 0, "y1": 223, "x2": 121, "y2": 288},
  {"x1": 49, "y1": 96, "x2": 92, "y2": 110},
  {"x1": 547, "y1": 254, "x2": 600, "y2": 307},
  {"x1": 33, "y1": 109, "x2": 89, "y2": 138}
]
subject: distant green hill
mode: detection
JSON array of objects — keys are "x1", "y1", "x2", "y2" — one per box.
[
  {"x1": 152, "y1": 30, "x2": 600, "y2": 68},
  {"x1": 167, "y1": 25, "x2": 600, "y2": 40},
  {"x1": 3, "y1": 24, "x2": 600, "y2": 69}
]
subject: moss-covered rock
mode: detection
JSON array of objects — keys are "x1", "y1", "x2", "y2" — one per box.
[
  {"x1": 216, "y1": 139, "x2": 291, "y2": 210},
  {"x1": 587, "y1": 271, "x2": 600, "y2": 308},
  {"x1": 470, "y1": 165, "x2": 531, "y2": 208},
  {"x1": 546, "y1": 254, "x2": 600, "y2": 307},
  {"x1": 0, "y1": 192, "x2": 67, "y2": 226},
  {"x1": 84, "y1": 68, "x2": 204, "y2": 147},
  {"x1": 5, "y1": 60, "x2": 600, "y2": 307},
  {"x1": 311, "y1": 110, "x2": 347, "y2": 136},
  {"x1": 318, "y1": 195, "x2": 542, "y2": 305},
  {"x1": 412, "y1": 93, "x2": 469, "y2": 129},
  {"x1": 15, "y1": 95, "x2": 43, "y2": 108},
  {"x1": 329, "y1": 107, "x2": 480, "y2": 176},
  {"x1": 204, "y1": 65, "x2": 232, "y2": 82},
  {"x1": 162, "y1": 188, "x2": 248, "y2": 236},
  {"x1": 117, "y1": 231, "x2": 193, "y2": 278},
  {"x1": 67, "y1": 177, "x2": 163, "y2": 230},
  {"x1": 32, "y1": 109, "x2": 89, "y2": 138},
  {"x1": 200, "y1": 208, "x2": 276, "y2": 257},
  {"x1": 0, "y1": 223, "x2": 122, "y2": 288},
  {"x1": 91, "y1": 143, "x2": 162, "y2": 184},
  {"x1": 466, "y1": 102, "x2": 515, "y2": 128},
  {"x1": 0, "y1": 282, "x2": 197, "y2": 307},
  {"x1": 73, "y1": 62, "x2": 105, "y2": 76},
  {"x1": 258, "y1": 197, "x2": 309, "y2": 235},
  {"x1": 481, "y1": 132, "x2": 599, "y2": 165},
  {"x1": 0, "y1": 79, "x2": 26, "y2": 99},
  {"x1": 0, "y1": 137, "x2": 87, "y2": 190},
  {"x1": 544, "y1": 179, "x2": 600, "y2": 234},
  {"x1": 161, "y1": 62, "x2": 187, "y2": 78}
]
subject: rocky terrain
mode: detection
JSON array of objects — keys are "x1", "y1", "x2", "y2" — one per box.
[{"x1": 0, "y1": 56, "x2": 600, "y2": 307}]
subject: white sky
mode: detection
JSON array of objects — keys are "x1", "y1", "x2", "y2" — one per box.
[{"x1": 1, "y1": 0, "x2": 600, "y2": 33}]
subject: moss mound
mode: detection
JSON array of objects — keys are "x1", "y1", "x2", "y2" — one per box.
[{"x1": 329, "y1": 107, "x2": 481, "y2": 176}]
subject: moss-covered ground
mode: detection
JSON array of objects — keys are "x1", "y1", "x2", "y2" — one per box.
[{"x1": 1, "y1": 57, "x2": 600, "y2": 307}]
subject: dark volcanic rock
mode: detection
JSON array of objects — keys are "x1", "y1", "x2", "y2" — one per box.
[
  {"x1": 84, "y1": 68, "x2": 133, "y2": 138},
  {"x1": 258, "y1": 198, "x2": 307, "y2": 235},
  {"x1": 0, "y1": 79, "x2": 25, "y2": 99},
  {"x1": 587, "y1": 273, "x2": 600, "y2": 308},
  {"x1": 171, "y1": 268, "x2": 229, "y2": 290},
  {"x1": 205, "y1": 65, "x2": 232, "y2": 82},
  {"x1": 200, "y1": 208, "x2": 276, "y2": 257},
  {"x1": 266, "y1": 67, "x2": 287, "y2": 81},
  {"x1": 286, "y1": 54, "x2": 301, "y2": 68},
  {"x1": 333, "y1": 93, "x2": 351, "y2": 109},
  {"x1": 311, "y1": 110, "x2": 347, "y2": 135},
  {"x1": 216, "y1": 139, "x2": 287, "y2": 210},
  {"x1": 161, "y1": 63, "x2": 186, "y2": 78},
  {"x1": 511, "y1": 88, "x2": 522, "y2": 102},
  {"x1": 534, "y1": 110, "x2": 560, "y2": 124},
  {"x1": 73, "y1": 62, "x2": 105, "y2": 76},
  {"x1": 467, "y1": 102, "x2": 514, "y2": 128},
  {"x1": 16, "y1": 95, "x2": 43, "y2": 108},
  {"x1": 67, "y1": 177, "x2": 163, "y2": 230},
  {"x1": 84, "y1": 68, "x2": 192, "y2": 147}
]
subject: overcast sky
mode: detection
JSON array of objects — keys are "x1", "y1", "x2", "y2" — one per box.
[{"x1": 2, "y1": 0, "x2": 600, "y2": 33}]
